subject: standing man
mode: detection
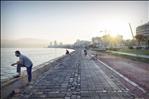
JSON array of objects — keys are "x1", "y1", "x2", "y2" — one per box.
[{"x1": 11, "y1": 51, "x2": 33, "y2": 83}]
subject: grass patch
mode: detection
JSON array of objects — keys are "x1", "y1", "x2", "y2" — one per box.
[
  {"x1": 91, "y1": 48, "x2": 149, "y2": 63},
  {"x1": 108, "y1": 52, "x2": 149, "y2": 63},
  {"x1": 91, "y1": 48, "x2": 106, "y2": 52},
  {"x1": 118, "y1": 49, "x2": 149, "y2": 55}
]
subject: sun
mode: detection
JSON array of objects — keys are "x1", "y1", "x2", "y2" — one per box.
[{"x1": 101, "y1": 19, "x2": 132, "y2": 39}]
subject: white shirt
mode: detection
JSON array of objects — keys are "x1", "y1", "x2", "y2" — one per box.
[{"x1": 19, "y1": 54, "x2": 33, "y2": 67}]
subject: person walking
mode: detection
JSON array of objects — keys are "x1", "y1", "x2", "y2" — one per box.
[
  {"x1": 11, "y1": 51, "x2": 33, "y2": 83},
  {"x1": 84, "y1": 49, "x2": 87, "y2": 56}
]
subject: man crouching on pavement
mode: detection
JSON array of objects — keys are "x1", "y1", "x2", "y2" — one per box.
[{"x1": 11, "y1": 50, "x2": 33, "y2": 83}]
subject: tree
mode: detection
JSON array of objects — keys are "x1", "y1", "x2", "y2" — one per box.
[{"x1": 135, "y1": 34, "x2": 144, "y2": 46}]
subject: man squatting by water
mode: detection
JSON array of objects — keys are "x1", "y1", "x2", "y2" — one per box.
[
  {"x1": 11, "y1": 51, "x2": 33, "y2": 83},
  {"x1": 66, "y1": 49, "x2": 71, "y2": 56}
]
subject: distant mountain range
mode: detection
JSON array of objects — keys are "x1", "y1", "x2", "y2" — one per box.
[{"x1": 1, "y1": 38, "x2": 50, "y2": 48}]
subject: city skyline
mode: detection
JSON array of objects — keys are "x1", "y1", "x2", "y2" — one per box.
[{"x1": 1, "y1": 1, "x2": 149, "y2": 47}]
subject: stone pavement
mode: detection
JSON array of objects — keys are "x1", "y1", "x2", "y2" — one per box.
[{"x1": 11, "y1": 49, "x2": 137, "y2": 99}]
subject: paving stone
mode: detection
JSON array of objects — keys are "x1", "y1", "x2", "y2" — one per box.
[
  {"x1": 11, "y1": 50, "x2": 137, "y2": 99},
  {"x1": 65, "y1": 96, "x2": 71, "y2": 99},
  {"x1": 46, "y1": 92, "x2": 65, "y2": 98},
  {"x1": 71, "y1": 95, "x2": 77, "y2": 99}
]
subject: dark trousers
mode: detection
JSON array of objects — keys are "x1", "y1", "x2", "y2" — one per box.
[{"x1": 17, "y1": 64, "x2": 32, "y2": 82}]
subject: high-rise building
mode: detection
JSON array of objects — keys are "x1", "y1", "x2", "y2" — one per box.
[
  {"x1": 136, "y1": 22, "x2": 149, "y2": 36},
  {"x1": 136, "y1": 22, "x2": 149, "y2": 48},
  {"x1": 54, "y1": 40, "x2": 57, "y2": 46}
]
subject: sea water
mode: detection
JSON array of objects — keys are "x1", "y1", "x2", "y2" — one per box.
[{"x1": 1, "y1": 48, "x2": 74, "y2": 80}]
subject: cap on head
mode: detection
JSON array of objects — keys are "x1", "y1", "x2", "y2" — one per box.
[
  {"x1": 15, "y1": 50, "x2": 21, "y2": 54},
  {"x1": 15, "y1": 50, "x2": 21, "y2": 57}
]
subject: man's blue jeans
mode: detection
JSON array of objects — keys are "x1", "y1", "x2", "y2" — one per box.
[{"x1": 17, "y1": 64, "x2": 32, "y2": 82}]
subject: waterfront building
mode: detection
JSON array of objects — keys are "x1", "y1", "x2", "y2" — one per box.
[
  {"x1": 136, "y1": 22, "x2": 149, "y2": 48},
  {"x1": 92, "y1": 37, "x2": 105, "y2": 49}
]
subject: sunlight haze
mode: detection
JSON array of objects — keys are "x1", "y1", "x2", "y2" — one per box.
[{"x1": 1, "y1": 1, "x2": 149, "y2": 47}]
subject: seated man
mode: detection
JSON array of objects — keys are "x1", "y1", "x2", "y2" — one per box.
[{"x1": 11, "y1": 51, "x2": 33, "y2": 83}]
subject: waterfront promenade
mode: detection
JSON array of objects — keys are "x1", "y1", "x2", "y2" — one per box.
[{"x1": 9, "y1": 49, "x2": 148, "y2": 99}]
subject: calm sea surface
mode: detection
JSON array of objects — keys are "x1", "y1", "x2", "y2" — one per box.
[{"x1": 1, "y1": 48, "x2": 74, "y2": 80}]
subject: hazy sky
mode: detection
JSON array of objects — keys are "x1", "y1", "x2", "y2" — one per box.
[{"x1": 1, "y1": 1, "x2": 149, "y2": 44}]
